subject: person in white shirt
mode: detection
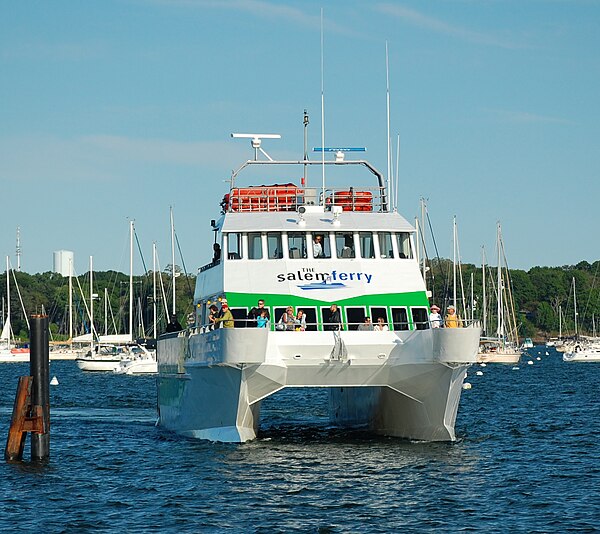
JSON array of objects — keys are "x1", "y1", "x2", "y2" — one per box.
[
  {"x1": 313, "y1": 235, "x2": 323, "y2": 258},
  {"x1": 374, "y1": 317, "x2": 389, "y2": 331},
  {"x1": 429, "y1": 305, "x2": 443, "y2": 328}
]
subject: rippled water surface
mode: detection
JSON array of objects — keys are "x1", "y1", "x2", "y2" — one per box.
[{"x1": 1, "y1": 347, "x2": 598, "y2": 532}]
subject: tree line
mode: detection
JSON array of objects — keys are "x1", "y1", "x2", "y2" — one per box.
[
  {"x1": 0, "y1": 268, "x2": 195, "y2": 342},
  {"x1": 1, "y1": 260, "x2": 599, "y2": 342},
  {"x1": 426, "y1": 259, "x2": 600, "y2": 339}
]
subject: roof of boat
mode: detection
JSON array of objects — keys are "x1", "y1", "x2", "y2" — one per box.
[{"x1": 220, "y1": 209, "x2": 414, "y2": 233}]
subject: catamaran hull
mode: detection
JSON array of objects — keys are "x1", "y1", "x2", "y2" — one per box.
[{"x1": 157, "y1": 327, "x2": 480, "y2": 443}]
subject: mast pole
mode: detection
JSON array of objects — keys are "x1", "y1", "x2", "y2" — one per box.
[
  {"x1": 453, "y1": 217, "x2": 457, "y2": 310},
  {"x1": 68, "y1": 258, "x2": 73, "y2": 342},
  {"x1": 303, "y1": 110, "x2": 309, "y2": 186},
  {"x1": 89, "y1": 255, "x2": 94, "y2": 352},
  {"x1": 573, "y1": 277, "x2": 578, "y2": 337},
  {"x1": 482, "y1": 246, "x2": 487, "y2": 335},
  {"x1": 129, "y1": 220, "x2": 134, "y2": 341},
  {"x1": 153, "y1": 243, "x2": 157, "y2": 339},
  {"x1": 320, "y1": 8, "x2": 326, "y2": 207},
  {"x1": 497, "y1": 223, "x2": 502, "y2": 340},
  {"x1": 170, "y1": 207, "x2": 176, "y2": 316}
]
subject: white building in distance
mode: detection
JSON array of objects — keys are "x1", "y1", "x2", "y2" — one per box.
[{"x1": 53, "y1": 250, "x2": 74, "y2": 277}]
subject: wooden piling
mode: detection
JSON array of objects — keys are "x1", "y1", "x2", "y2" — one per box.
[{"x1": 4, "y1": 315, "x2": 50, "y2": 462}]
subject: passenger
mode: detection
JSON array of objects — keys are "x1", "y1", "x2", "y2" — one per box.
[
  {"x1": 374, "y1": 317, "x2": 389, "y2": 331},
  {"x1": 213, "y1": 302, "x2": 234, "y2": 328},
  {"x1": 277, "y1": 306, "x2": 295, "y2": 331},
  {"x1": 325, "y1": 304, "x2": 342, "y2": 331},
  {"x1": 207, "y1": 304, "x2": 220, "y2": 330},
  {"x1": 212, "y1": 243, "x2": 221, "y2": 263},
  {"x1": 444, "y1": 305, "x2": 463, "y2": 328},
  {"x1": 312, "y1": 235, "x2": 323, "y2": 258},
  {"x1": 429, "y1": 305, "x2": 443, "y2": 328},
  {"x1": 295, "y1": 309, "x2": 307, "y2": 331},
  {"x1": 248, "y1": 299, "x2": 270, "y2": 327},
  {"x1": 358, "y1": 316, "x2": 374, "y2": 331},
  {"x1": 256, "y1": 309, "x2": 269, "y2": 328},
  {"x1": 341, "y1": 234, "x2": 354, "y2": 258},
  {"x1": 165, "y1": 313, "x2": 183, "y2": 333}
]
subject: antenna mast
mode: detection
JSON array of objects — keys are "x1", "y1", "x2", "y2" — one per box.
[
  {"x1": 16, "y1": 227, "x2": 21, "y2": 272},
  {"x1": 303, "y1": 110, "x2": 309, "y2": 186},
  {"x1": 320, "y1": 8, "x2": 326, "y2": 207}
]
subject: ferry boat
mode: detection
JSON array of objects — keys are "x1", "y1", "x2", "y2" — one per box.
[{"x1": 156, "y1": 135, "x2": 481, "y2": 443}]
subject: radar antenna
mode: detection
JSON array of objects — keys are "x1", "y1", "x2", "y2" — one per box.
[{"x1": 231, "y1": 133, "x2": 281, "y2": 161}]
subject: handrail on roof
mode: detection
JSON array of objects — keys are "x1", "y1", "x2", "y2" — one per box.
[{"x1": 230, "y1": 159, "x2": 388, "y2": 212}]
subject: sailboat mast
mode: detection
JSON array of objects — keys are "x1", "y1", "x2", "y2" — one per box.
[
  {"x1": 497, "y1": 223, "x2": 503, "y2": 340},
  {"x1": 68, "y1": 258, "x2": 73, "y2": 341},
  {"x1": 452, "y1": 217, "x2": 457, "y2": 310},
  {"x1": 153, "y1": 242, "x2": 157, "y2": 339},
  {"x1": 573, "y1": 277, "x2": 578, "y2": 337},
  {"x1": 6, "y1": 256, "x2": 10, "y2": 342},
  {"x1": 129, "y1": 220, "x2": 134, "y2": 341},
  {"x1": 170, "y1": 207, "x2": 176, "y2": 316},
  {"x1": 482, "y1": 246, "x2": 487, "y2": 336},
  {"x1": 89, "y1": 255, "x2": 94, "y2": 351}
]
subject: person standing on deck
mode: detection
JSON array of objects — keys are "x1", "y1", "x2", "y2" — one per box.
[
  {"x1": 429, "y1": 305, "x2": 443, "y2": 328},
  {"x1": 248, "y1": 299, "x2": 270, "y2": 327},
  {"x1": 325, "y1": 304, "x2": 342, "y2": 331},
  {"x1": 444, "y1": 305, "x2": 463, "y2": 328},
  {"x1": 212, "y1": 302, "x2": 234, "y2": 328}
]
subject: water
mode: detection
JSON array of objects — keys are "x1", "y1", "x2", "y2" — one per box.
[{"x1": 1, "y1": 347, "x2": 598, "y2": 533}]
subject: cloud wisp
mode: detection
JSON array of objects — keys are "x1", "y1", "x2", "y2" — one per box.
[{"x1": 375, "y1": 3, "x2": 526, "y2": 49}]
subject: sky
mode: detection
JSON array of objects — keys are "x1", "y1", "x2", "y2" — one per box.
[{"x1": 1, "y1": 0, "x2": 599, "y2": 275}]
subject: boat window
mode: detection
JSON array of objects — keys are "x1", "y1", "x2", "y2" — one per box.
[
  {"x1": 359, "y1": 232, "x2": 375, "y2": 259},
  {"x1": 267, "y1": 232, "x2": 283, "y2": 259},
  {"x1": 227, "y1": 233, "x2": 242, "y2": 260},
  {"x1": 311, "y1": 232, "x2": 331, "y2": 259},
  {"x1": 396, "y1": 233, "x2": 413, "y2": 259},
  {"x1": 345, "y1": 307, "x2": 367, "y2": 331},
  {"x1": 288, "y1": 232, "x2": 307, "y2": 259},
  {"x1": 335, "y1": 232, "x2": 355, "y2": 258},
  {"x1": 411, "y1": 307, "x2": 429, "y2": 330},
  {"x1": 370, "y1": 307, "x2": 389, "y2": 329},
  {"x1": 378, "y1": 232, "x2": 394, "y2": 259},
  {"x1": 391, "y1": 307, "x2": 410, "y2": 331},
  {"x1": 230, "y1": 308, "x2": 249, "y2": 328},
  {"x1": 247, "y1": 233, "x2": 263, "y2": 260}
]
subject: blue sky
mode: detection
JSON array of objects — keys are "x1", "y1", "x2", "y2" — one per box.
[{"x1": 1, "y1": 0, "x2": 598, "y2": 275}]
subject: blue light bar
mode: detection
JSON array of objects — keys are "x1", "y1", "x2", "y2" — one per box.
[{"x1": 312, "y1": 147, "x2": 366, "y2": 152}]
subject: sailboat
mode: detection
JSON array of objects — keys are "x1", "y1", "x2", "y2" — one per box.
[
  {"x1": 477, "y1": 224, "x2": 522, "y2": 364},
  {"x1": 0, "y1": 256, "x2": 30, "y2": 363},
  {"x1": 76, "y1": 225, "x2": 137, "y2": 372}
]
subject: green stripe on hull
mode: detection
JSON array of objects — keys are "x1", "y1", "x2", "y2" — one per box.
[{"x1": 224, "y1": 291, "x2": 429, "y2": 309}]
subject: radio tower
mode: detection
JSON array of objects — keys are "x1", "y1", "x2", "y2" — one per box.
[{"x1": 16, "y1": 226, "x2": 21, "y2": 272}]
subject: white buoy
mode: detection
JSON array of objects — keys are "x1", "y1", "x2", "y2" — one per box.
[
  {"x1": 480, "y1": 362, "x2": 487, "y2": 367},
  {"x1": 527, "y1": 360, "x2": 534, "y2": 365},
  {"x1": 464, "y1": 372, "x2": 468, "y2": 379},
  {"x1": 476, "y1": 370, "x2": 484, "y2": 376},
  {"x1": 545, "y1": 351, "x2": 549, "y2": 356},
  {"x1": 512, "y1": 366, "x2": 520, "y2": 370},
  {"x1": 536, "y1": 357, "x2": 541, "y2": 361},
  {"x1": 462, "y1": 382, "x2": 472, "y2": 390},
  {"x1": 50, "y1": 376, "x2": 59, "y2": 386}
]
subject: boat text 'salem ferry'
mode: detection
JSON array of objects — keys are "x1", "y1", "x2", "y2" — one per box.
[{"x1": 157, "y1": 134, "x2": 481, "y2": 442}]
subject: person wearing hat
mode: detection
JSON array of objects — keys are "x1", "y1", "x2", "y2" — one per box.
[
  {"x1": 166, "y1": 313, "x2": 183, "y2": 333},
  {"x1": 429, "y1": 305, "x2": 443, "y2": 328},
  {"x1": 444, "y1": 305, "x2": 462, "y2": 328},
  {"x1": 213, "y1": 302, "x2": 234, "y2": 328}
]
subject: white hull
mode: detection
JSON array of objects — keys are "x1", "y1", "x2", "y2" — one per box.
[
  {"x1": 0, "y1": 349, "x2": 30, "y2": 363},
  {"x1": 477, "y1": 350, "x2": 521, "y2": 364},
  {"x1": 76, "y1": 355, "x2": 124, "y2": 372},
  {"x1": 563, "y1": 350, "x2": 600, "y2": 362},
  {"x1": 114, "y1": 357, "x2": 158, "y2": 375},
  {"x1": 157, "y1": 326, "x2": 480, "y2": 443}
]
